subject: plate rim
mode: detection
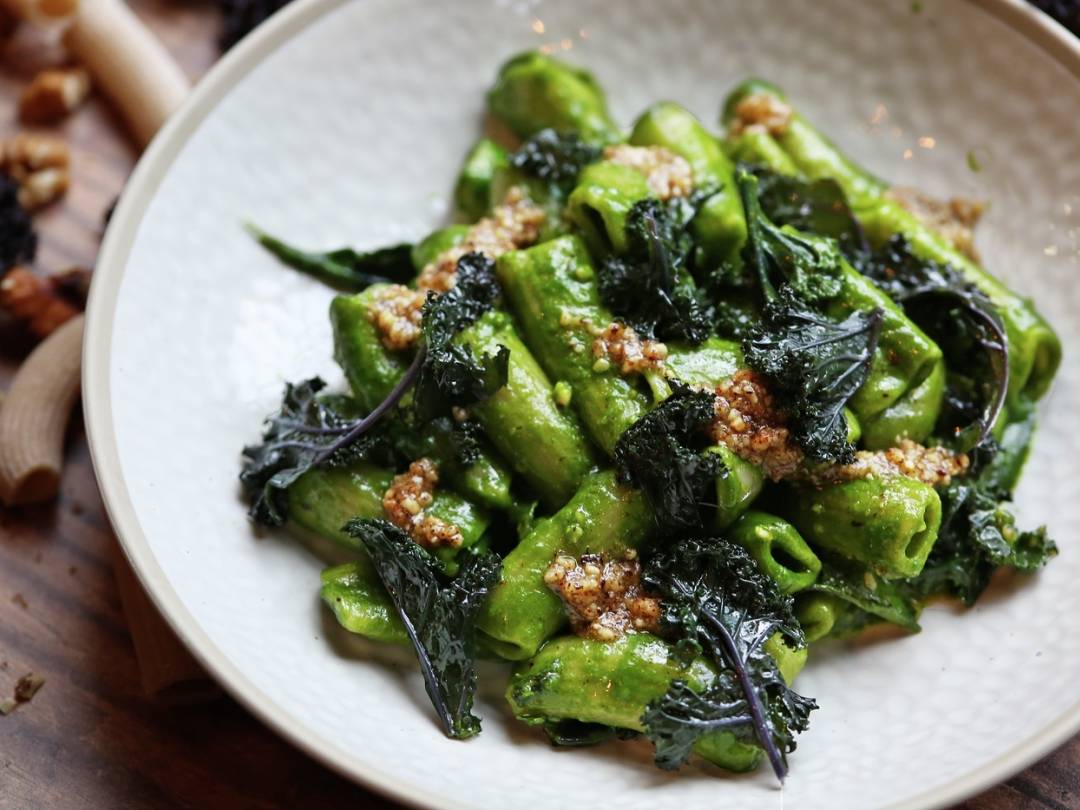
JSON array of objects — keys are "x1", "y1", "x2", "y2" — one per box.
[{"x1": 81, "y1": 1, "x2": 1080, "y2": 807}]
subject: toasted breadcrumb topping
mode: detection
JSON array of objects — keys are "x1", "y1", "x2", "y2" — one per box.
[
  {"x1": 709, "y1": 370, "x2": 803, "y2": 481},
  {"x1": 592, "y1": 321, "x2": 668, "y2": 375},
  {"x1": 382, "y1": 458, "x2": 463, "y2": 550},
  {"x1": 729, "y1": 93, "x2": 793, "y2": 137},
  {"x1": 603, "y1": 144, "x2": 694, "y2": 200},
  {"x1": 885, "y1": 187, "x2": 985, "y2": 262},
  {"x1": 366, "y1": 284, "x2": 426, "y2": 351},
  {"x1": 544, "y1": 550, "x2": 661, "y2": 642},
  {"x1": 415, "y1": 187, "x2": 545, "y2": 293},
  {"x1": 815, "y1": 439, "x2": 969, "y2": 488}
]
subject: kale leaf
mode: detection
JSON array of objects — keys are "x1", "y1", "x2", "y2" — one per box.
[
  {"x1": 346, "y1": 518, "x2": 501, "y2": 739},
  {"x1": 240, "y1": 373, "x2": 420, "y2": 526},
  {"x1": 748, "y1": 165, "x2": 868, "y2": 256},
  {"x1": 737, "y1": 170, "x2": 846, "y2": 305},
  {"x1": 744, "y1": 290, "x2": 882, "y2": 464},
  {"x1": 246, "y1": 222, "x2": 414, "y2": 291},
  {"x1": 509, "y1": 128, "x2": 601, "y2": 198},
  {"x1": 597, "y1": 194, "x2": 714, "y2": 344},
  {"x1": 413, "y1": 252, "x2": 509, "y2": 420},
  {"x1": 612, "y1": 386, "x2": 725, "y2": 532},
  {"x1": 807, "y1": 557, "x2": 921, "y2": 633},
  {"x1": 0, "y1": 175, "x2": 36, "y2": 273},
  {"x1": 907, "y1": 405, "x2": 1056, "y2": 605},
  {"x1": 850, "y1": 235, "x2": 1008, "y2": 449},
  {"x1": 641, "y1": 536, "x2": 815, "y2": 780}
]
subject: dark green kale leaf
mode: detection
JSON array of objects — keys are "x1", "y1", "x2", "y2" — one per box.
[
  {"x1": 508, "y1": 128, "x2": 601, "y2": 198},
  {"x1": 246, "y1": 222, "x2": 414, "y2": 291},
  {"x1": 737, "y1": 170, "x2": 845, "y2": 304},
  {"x1": 346, "y1": 519, "x2": 501, "y2": 739},
  {"x1": 413, "y1": 252, "x2": 509, "y2": 420},
  {"x1": 612, "y1": 386, "x2": 725, "y2": 532},
  {"x1": 542, "y1": 720, "x2": 628, "y2": 748},
  {"x1": 850, "y1": 235, "x2": 1008, "y2": 449},
  {"x1": 0, "y1": 175, "x2": 36, "y2": 273},
  {"x1": 908, "y1": 406, "x2": 1056, "y2": 605},
  {"x1": 747, "y1": 165, "x2": 868, "y2": 255},
  {"x1": 240, "y1": 373, "x2": 421, "y2": 526},
  {"x1": 744, "y1": 290, "x2": 882, "y2": 464},
  {"x1": 597, "y1": 194, "x2": 714, "y2": 344},
  {"x1": 641, "y1": 536, "x2": 815, "y2": 780}
]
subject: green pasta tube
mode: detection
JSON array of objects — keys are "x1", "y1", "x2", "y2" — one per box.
[
  {"x1": 724, "y1": 80, "x2": 1061, "y2": 405},
  {"x1": 708, "y1": 446, "x2": 765, "y2": 530},
  {"x1": 410, "y1": 225, "x2": 468, "y2": 272},
  {"x1": 565, "y1": 160, "x2": 651, "y2": 255},
  {"x1": 629, "y1": 102, "x2": 747, "y2": 271},
  {"x1": 726, "y1": 129, "x2": 800, "y2": 175},
  {"x1": 330, "y1": 286, "x2": 411, "y2": 411},
  {"x1": 508, "y1": 633, "x2": 805, "y2": 772},
  {"x1": 722, "y1": 79, "x2": 887, "y2": 210},
  {"x1": 487, "y1": 52, "x2": 622, "y2": 145},
  {"x1": 320, "y1": 562, "x2": 406, "y2": 644},
  {"x1": 476, "y1": 471, "x2": 652, "y2": 660},
  {"x1": 824, "y1": 255, "x2": 945, "y2": 447},
  {"x1": 455, "y1": 309, "x2": 596, "y2": 508},
  {"x1": 726, "y1": 510, "x2": 821, "y2": 594},
  {"x1": 794, "y1": 592, "x2": 846, "y2": 643},
  {"x1": 785, "y1": 476, "x2": 942, "y2": 580},
  {"x1": 454, "y1": 138, "x2": 509, "y2": 222},
  {"x1": 497, "y1": 236, "x2": 652, "y2": 454},
  {"x1": 287, "y1": 462, "x2": 490, "y2": 575},
  {"x1": 664, "y1": 335, "x2": 743, "y2": 386}
]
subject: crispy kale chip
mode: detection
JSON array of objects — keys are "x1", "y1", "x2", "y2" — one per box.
[
  {"x1": 612, "y1": 386, "x2": 725, "y2": 532},
  {"x1": 345, "y1": 518, "x2": 501, "y2": 739},
  {"x1": 641, "y1": 536, "x2": 815, "y2": 780},
  {"x1": 597, "y1": 194, "x2": 715, "y2": 344},
  {"x1": 246, "y1": 222, "x2": 414, "y2": 291},
  {"x1": 744, "y1": 291, "x2": 882, "y2": 464},
  {"x1": 413, "y1": 252, "x2": 509, "y2": 420},
  {"x1": 239, "y1": 373, "x2": 421, "y2": 526},
  {"x1": 907, "y1": 406, "x2": 1056, "y2": 605},
  {"x1": 509, "y1": 128, "x2": 601, "y2": 198},
  {"x1": 850, "y1": 235, "x2": 1008, "y2": 449}
]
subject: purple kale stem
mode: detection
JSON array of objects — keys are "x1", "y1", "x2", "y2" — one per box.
[
  {"x1": 313, "y1": 346, "x2": 425, "y2": 465},
  {"x1": 702, "y1": 612, "x2": 788, "y2": 783}
]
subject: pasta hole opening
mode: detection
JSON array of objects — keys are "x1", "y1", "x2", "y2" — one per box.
[
  {"x1": 904, "y1": 524, "x2": 934, "y2": 561},
  {"x1": 771, "y1": 545, "x2": 809, "y2": 574}
]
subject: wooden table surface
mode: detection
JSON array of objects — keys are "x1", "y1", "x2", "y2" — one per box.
[{"x1": 0, "y1": 3, "x2": 1077, "y2": 808}]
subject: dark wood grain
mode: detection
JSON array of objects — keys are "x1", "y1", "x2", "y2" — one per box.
[{"x1": 0, "y1": 4, "x2": 1076, "y2": 808}]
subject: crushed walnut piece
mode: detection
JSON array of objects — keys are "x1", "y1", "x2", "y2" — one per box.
[
  {"x1": 382, "y1": 458, "x2": 463, "y2": 550},
  {"x1": 544, "y1": 550, "x2": 661, "y2": 642},
  {"x1": 709, "y1": 369, "x2": 803, "y2": 481},
  {"x1": 366, "y1": 283, "x2": 426, "y2": 351},
  {"x1": 728, "y1": 93, "x2": 794, "y2": 137},
  {"x1": 815, "y1": 439, "x2": 969, "y2": 488},
  {"x1": 592, "y1": 321, "x2": 667, "y2": 376},
  {"x1": 885, "y1": 187, "x2": 985, "y2": 262},
  {"x1": 603, "y1": 144, "x2": 694, "y2": 200},
  {"x1": 19, "y1": 66, "x2": 91, "y2": 125},
  {"x1": 1, "y1": 133, "x2": 70, "y2": 211},
  {"x1": 415, "y1": 187, "x2": 545, "y2": 293}
]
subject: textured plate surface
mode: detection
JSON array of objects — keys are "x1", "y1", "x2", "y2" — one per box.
[{"x1": 84, "y1": 1, "x2": 1080, "y2": 808}]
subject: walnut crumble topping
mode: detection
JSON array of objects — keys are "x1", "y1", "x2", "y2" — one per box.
[
  {"x1": 415, "y1": 186, "x2": 545, "y2": 293},
  {"x1": 815, "y1": 439, "x2": 969, "y2": 488},
  {"x1": 591, "y1": 321, "x2": 668, "y2": 376},
  {"x1": 709, "y1": 370, "x2": 803, "y2": 481},
  {"x1": 382, "y1": 458, "x2": 463, "y2": 550},
  {"x1": 366, "y1": 284, "x2": 426, "y2": 351},
  {"x1": 602, "y1": 144, "x2": 694, "y2": 200},
  {"x1": 728, "y1": 93, "x2": 793, "y2": 137},
  {"x1": 885, "y1": 187, "x2": 985, "y2": 262},
  {"x1": 544, "y1": 550, "x2": 661, "y2": 642}
]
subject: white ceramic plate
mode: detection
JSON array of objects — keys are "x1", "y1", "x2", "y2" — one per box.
[{"x1": 84, "y1": 1, "x2": 1080, "y2": 807}]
